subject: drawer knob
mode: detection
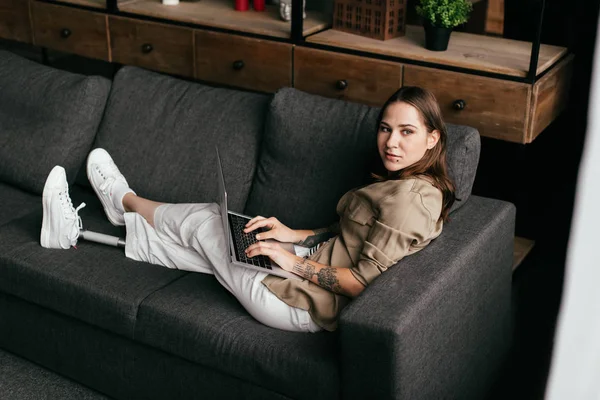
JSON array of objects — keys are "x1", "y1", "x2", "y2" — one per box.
[
  {"x1": 336, "y1": 79, "x2": 348, "y2": 90},
  {"x1": 60, "y1": 28, "x2": 71, "y2": 39},
  {"x1": 141, "y1": 43, "x2": 153, "y2": 54},
  {"x1": 453, "y1": 99, "x2": 467, "y2": 111},
  {"x1": 233, "y1": 60, "x2": 245, "y2": 71}
]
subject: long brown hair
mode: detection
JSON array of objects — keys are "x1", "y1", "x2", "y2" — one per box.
[{"x1": 371, "y1": 87, "x2": 456, "y2": 222}]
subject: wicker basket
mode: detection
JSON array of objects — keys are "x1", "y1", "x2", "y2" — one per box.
[{"x1": 333, "y1": 0, "x2": 408, "y2": 41}]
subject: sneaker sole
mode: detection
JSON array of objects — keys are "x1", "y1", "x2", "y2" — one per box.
[{"x1": 86, "y1": 150, "x2": 125, "y2": 227}]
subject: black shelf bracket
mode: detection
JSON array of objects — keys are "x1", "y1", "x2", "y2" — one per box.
[
  {"x1": 527, "y1": 0, "x2": 546, "y2": 83},
  {"x1": 291, "y1": 0, "x2": 304, "y2": 44}
]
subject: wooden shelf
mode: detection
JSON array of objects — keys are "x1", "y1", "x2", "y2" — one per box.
[
  {"x1": 307, "y1": 26, "x2": 567, "y2": 78},
  {"x1": 50, "y1": 0, "x2": 107, "y2": 9},
  {"x1": 118, "y1": 0, "x2": 331, "y2": 39},
  {"x1": 513, "y1": 236, "x2": 535, "y2": 271}
]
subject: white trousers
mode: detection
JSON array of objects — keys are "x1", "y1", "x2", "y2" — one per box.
[{"x1": 123, "y1": 203, "x2": 322, "y2": 333}]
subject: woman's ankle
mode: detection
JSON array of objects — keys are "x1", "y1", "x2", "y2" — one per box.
[{"x1": 122, "y1": 192, "x2": 136, "y2": 213}]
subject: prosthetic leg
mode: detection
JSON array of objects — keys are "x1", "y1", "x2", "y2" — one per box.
[{"x1": 79, "y1": 229, "x2": 126, "y2": 248}]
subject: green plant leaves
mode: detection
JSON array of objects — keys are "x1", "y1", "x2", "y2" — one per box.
[{"x1": 415, "y1": 0, "x2": 473, "y2": 29}]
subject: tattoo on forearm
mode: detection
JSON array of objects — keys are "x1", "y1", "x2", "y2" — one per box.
[
  {"x1": 296, "y1": 226, "x2": 336, "y2": 247},
  {"x1": 317, "y1": 267, "x2": 342, "y2": 293},
  {"x1": 292, "y1": 260, "x2": 343, "y2": 294},
  {"x1": 292, "y1": 259, "x2": 317, "y2": 280}
]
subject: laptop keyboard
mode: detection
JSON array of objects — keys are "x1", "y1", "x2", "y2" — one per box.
[{"x1": 229, "y1": 213, "x2": 272, "y2": 270}]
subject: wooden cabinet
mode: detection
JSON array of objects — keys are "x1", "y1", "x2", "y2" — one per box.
[
  {"x1": 0, "y1": 0, "x2": 32, "y2": 43},
  {"x1": 194, "y1": 30, "x2": 292, "y2": 93},
  {"x1": 404, "y1": 65, "x2": 531, "y2": 143},
  {"x1": 1, "y1": 0, "x2": 570, "y2": 144},
  {"x1": 31, "y1": 2, "x2": 109, "y2": 61},
  {"x1": 403, "y1": 56, "x2": 573, "y2": 144},
  {"x1": 109, "y1": 16, "x2": 194, "y2": 78},
  {"x1": 528, "y1": 55, "x2": 573, "y2": 143},
  {"x1": 294, "y1": 47, "x2": 402, "y2": 107}
]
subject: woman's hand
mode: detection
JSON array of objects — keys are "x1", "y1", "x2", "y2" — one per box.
[
  {"x1": 245, "y1": 241, "x2": 301, "y2": 272},
  {"x1": 244, "y1": 216, "x2": 299, "y2": 243},
  {"x1": 246, "y1": 241, "x2": 365, "y2": 297}
]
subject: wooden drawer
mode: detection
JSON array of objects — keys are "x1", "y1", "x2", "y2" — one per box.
[
  {"x1": 403, "y1": 65, "x2": 531, "y2": 143},
  {"x1": 194, "y1": 30, "x2": 292, "y2": 93},
  {"x1": 109, "y1": 16, "x2": 194, "y2": 78},
  {"x1": 0, "y1": 0, "x2": 32, "y2": 43},
  {"x1": 529, "y1": 55, "x2": 573, "y2": 143},
  {"x1": 294, "y1": 47, "x2": 402, "y2": 107},
  {"x1": 31, "y1": 2, "x2": 108, "y2": 61}
]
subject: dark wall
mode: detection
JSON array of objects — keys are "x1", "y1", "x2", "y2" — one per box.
[
  {"x1": 473, "y1": 0, "x2": 597, "y2": 241},
  {"x1": 482, "y1": 1, "x2": 599, "y2": 398}
]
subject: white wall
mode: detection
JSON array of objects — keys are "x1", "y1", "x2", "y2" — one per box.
[{"x1": 545, "y1": 17, "x2": 600, "y2": 400}]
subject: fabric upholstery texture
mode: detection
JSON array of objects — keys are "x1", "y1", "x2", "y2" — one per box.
[
  {"x1": 339, "y1": 195, "x2": 515, "y2": 399},
  {"x1": 445, "y1": 123, "x2": 481, "y2": 213},
  {"x1": 0, "y1": 183, "x2": 40, "y2": 227},
  {"x1": 0, "y1": 292, "x2": 290, "y2": 400},
  {"x1": 0, "y1": 50, "x2": 514, "y2": 400},
  {"x1": 87, "y1": 66, "x2": 269, "y2": 212},
  {"x1": 0, "y1": 186, "x2": 187, "y2": 338},
  {"x1": 244, "y1": 88, "x2": 380, "y2": 228},
  {"x1": 0, "y1": 345, "x2": 110, "y2": 400},
  {"x1": 135, "y1": 273, "x2": 339, "y2": 400},
  {"x1": 0, "y1": 50, "x2": 111, "y2": 195},
  {"x1": 244, "y1": 88, "x2": 480, "y2": 229}
]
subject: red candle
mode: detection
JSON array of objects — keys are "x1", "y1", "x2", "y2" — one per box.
[
  {"x1": 253, "y1": 0, "x2": 265, "y2": 11},
  {"x1": 235, "y1": 0, "x2": 249, "y2": 11}
]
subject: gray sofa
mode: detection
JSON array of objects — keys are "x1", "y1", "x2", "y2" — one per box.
[{"x1": 0, "y1": 49, "x2": 515, "y2": 400}]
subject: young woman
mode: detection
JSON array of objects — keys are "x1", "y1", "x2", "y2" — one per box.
[{"x1": 40, "y1": 86, "x2": 455, "y2": 333}]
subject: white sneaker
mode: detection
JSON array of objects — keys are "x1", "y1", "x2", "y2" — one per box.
[
  {"x1": 86, "y1": 148, "x2": 134, "y2": 226},
  {"x1": 41, "y1": 166, "x2": 86, "y2": 249}
]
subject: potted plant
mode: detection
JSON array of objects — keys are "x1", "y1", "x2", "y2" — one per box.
[{"x1": 416, "y1": 0, "x2": 473, "y2": 51}]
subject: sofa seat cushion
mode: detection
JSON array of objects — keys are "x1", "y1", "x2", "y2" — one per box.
[
  {"x1": 244, "y1": 88, "x2": 480, "y2": 228},
  {"x1": 135, "y1": 273, "x2": 339, "y2": 400},
  {"x1": 0, "y1": 183, "x2": 41, "y2": 227},
  {"x1": 84, "y1": 66, "x2": 269, "y2": 212},
  {"x1": 0, "y1": 50, "x2": 111, "y2": 195},
  {"x1": 0, "y1": 186, "x2": 187, "y2": 338}
]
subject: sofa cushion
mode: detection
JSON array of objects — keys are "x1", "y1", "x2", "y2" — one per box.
[
  {"x1": 0, "y1": 186, "x2": 187, "y2": 338},
  {"x1": 0, "y1": 50, "x2": 111, "y2": 195},
  {"x1": 0, "y1": 183, "x2": 40, "y2": 227},
  {"x1": 445, "y1": 123, "x2": 481, "y2": 213},
  {"x1": 244, "y1": 88, "x2": 380, "y2": 228},
  {"x1": 85, "y1": 66, "x2": 269, "y2": 212},
  {"x1": 134, "y1": 273, "x2": 339, "y2": 400},
  {"x1": 244, "y1": 88, "x2": 480, "y2": 229}
]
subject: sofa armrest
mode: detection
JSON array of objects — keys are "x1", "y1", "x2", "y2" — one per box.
[{"x1": 339, "y1": 195, "x2": 515, "y2": 400}]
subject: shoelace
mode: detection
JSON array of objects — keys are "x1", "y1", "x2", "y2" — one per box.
[
  {"x1": 97, "y1": 162, "x2": 125, "y2": 195},
  {"x1": 59, "y1": 189, "x2": 86, "y2": 246}
]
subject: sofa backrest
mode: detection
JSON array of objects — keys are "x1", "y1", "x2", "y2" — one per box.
[
  {"x1": 244, "y1": 88, "x2": 480, "y2": 229},
  {"x1": 86, "y1": 66, "x2": 269, "y2": 212},
  {"x1": 244, "y1": 88, "x2": 379, "y2": 228},
  {"x1": 0, "y1": 50, "x2": 111, "y2": 195}
]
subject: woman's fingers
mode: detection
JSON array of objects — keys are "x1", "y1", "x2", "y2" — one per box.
[
  {"x1": 245, "y1": 215, "x2": 266, "y2": 228},
  {"x1": 244, "y1": 217, "x2": 266, "y2": 233},
  {"x1": 244, "y1": 217, "x2": 276, "y2": 233},
  {"x1": 245, "y1": 241, "x2": 281, "y2": 258},
  {"x1": 254, "y1": 230, "x2": 273, "y2": 241}
]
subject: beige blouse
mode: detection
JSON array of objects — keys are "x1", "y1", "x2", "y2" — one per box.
[{"x1": 262, "y1": 177, "x2": 444, "y2": 331}]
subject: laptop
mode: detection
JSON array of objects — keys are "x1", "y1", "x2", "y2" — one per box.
[{"x1": 216, "y1": 147, "x2": 301, "y2": 281}]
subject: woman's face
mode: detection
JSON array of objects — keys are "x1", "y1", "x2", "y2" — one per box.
[{"x1": 377, "y1": 101, "x2": 440, "y2": 173}]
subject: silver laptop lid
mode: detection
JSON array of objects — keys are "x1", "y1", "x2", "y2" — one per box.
[{"x1": 215, "y1": 147, "x2": 232, "y2": 258}]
